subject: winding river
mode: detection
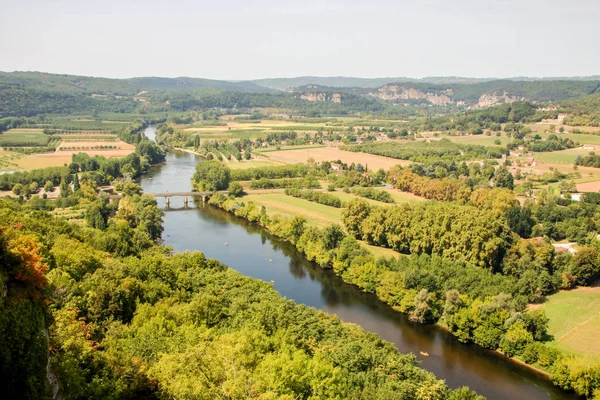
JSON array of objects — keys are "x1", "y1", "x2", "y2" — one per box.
[{"x1": 140, "y1": 127, "x2": 576, "y2": 400}]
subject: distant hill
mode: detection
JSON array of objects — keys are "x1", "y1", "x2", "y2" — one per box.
[
  {"x1": 287, "y1": 80, "x2": 600, "y2": 108},
  {"x1": 0, "y1": 72, "x2": 275, "y2": 95},
  {"x1": 251, "y1": 76, "x2": 600, "y2": 91}
]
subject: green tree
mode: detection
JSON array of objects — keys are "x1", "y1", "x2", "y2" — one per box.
[
  {"x1": 59, "y1": 177, "x2": 71, "y2": 198},
  {"x1": 72, "y1": 174, "x2": 80, "y2": 192},
  {"x1": 43, "y1": 181, "x2": 54, "y2": 193},
  {"x1": 12, "y1": 183, "x2": 23, "y2": 196},
  {"x1": 494, "y1": 167, "x2": 514, "y2": 190},
  {"x1": 227, "y1": 181, "x2": 244, "y2": 197},
  {"x1": 192, "y1": 161, "x2": 231, "y2": 191}
]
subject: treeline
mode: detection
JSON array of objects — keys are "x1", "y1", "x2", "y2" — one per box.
[
  {"x1": 208, "y1": 195, "x2": 600, "y2": 398},
  {"x1": 230, "y1": 163, "x2": 312, "y2": 181},
  {"x1": 389, "y1": 166, "x2": 515, "y2": 202},
  {"x1": 341, "y1": 139, "x2": 504, "y2": 163},
  {"x1": 575, "y1": 154, "x2": 600, "y2": 168},
  {"x1": 249, "y1": 177, "x2": 321, "y2": 189},
  {"x1": 284, "y1": 188, "x2": 343, "y2": 207},
  {"x1": 350, "y1": 187, "x2": 395, "y2": 203},
  {"x1": 0, "y1": 200, "x2": 481, "y2": 400}
]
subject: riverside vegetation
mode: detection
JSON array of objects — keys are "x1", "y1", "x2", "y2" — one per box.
[
  {"x1": 0, "y1": 187, "x2": 483, "y2": 399},
  {"x1": 196, "y1": 160, "x2": 600, "y2": 399}
]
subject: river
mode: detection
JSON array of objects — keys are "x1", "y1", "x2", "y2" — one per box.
[{"x1": 140, "y1": 127, "x2": 575, "y2": 400}]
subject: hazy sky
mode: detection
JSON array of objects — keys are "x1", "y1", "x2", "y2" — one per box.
[{"x1": 1, "y1": 0, "x2": 598, "y2": 80}]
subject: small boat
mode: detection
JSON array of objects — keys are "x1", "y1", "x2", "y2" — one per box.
[
  {"x1": 224, "y1": 242, "x2": 228, "y2": 246},
  {"x1": 420, "y1": 351, "x2": 429, "y2": 357},
  {"x1": 270, "y1": 280, "x2": 275, "y2": 284},
  {"x1": 269, "y1": 259, "x2": 273, "y2": 262}
]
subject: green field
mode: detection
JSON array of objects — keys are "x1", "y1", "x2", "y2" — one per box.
[
  {"x1": 442, "y1": 134, "x2": 512, "y2": 147},
  {"x1": 535, "y1": 131, "x2": 600, "y2": 146},
  {"x1": 543, "y1": 288, "x2": 600, "y2": 359},
  {"x1": 0, "y1": 129, "x2": 50, "y2": 146},
  {"x1": 227, "y1": 160, "x2": 281, "y2": 169},
  {"x1": 532, "y1": 148, "x2": 590, "y2": 164},
  {"x1": 244, "y1": 192, "x2": 342, "y2": 227}
]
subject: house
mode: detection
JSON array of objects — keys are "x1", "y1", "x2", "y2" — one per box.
[
  {"x1": 330, "y1": 163, "x2": 343, "y2": 172},
  {"x1": 584, "y1": 145, "x2": 596, "y2": 151},
  {"x1": 527, "y1": 157, "x2": 537, "y2": 167},
  {"x1": 571, "y1": 193, "x2": 583, "y2": 202},
  {"x1": 509, "y1": 150, "x2": 523, "y2": 157},
  {"x1": 557, "y1": 113, "x2": 568, "y2": 122}
]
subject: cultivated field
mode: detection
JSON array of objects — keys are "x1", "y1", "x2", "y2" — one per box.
[
  {"x1": 439, "y1": 134, "x2": 512, "y2": 147},
  {"x1": 543, "y1": 287, "x2": 600, "y2": 359},
  {"x1": 531, "y1": 148, "x2": 591, "y2": 164},
  {"x1": 265, "y1": 146, "x2": 411, "y2": 170}
]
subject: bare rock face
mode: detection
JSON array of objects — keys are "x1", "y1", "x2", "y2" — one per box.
[
  {"x1": 300, "y1": 92, "x2": 342, "y2": 103},
  {"x1": 476, "y1": 92, "x2": 523, "y2": 108},
  {"x1": 370, "y1": 85, "x2": 453, "y2": 106}
]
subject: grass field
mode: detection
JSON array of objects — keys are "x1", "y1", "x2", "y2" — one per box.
[
  {"x1": 0, "y1": 148, "x2": 23, "y2": 171},
  {"x1": 532, "y1": 148, "x2": 591, "y2": 164},
  {"x1": 242, "y1": 191, "x2": 404, "y2": 258},
  {"x1": 243, "y1": 192, "x2": 342, "y2": 227},
  {"x1": 0, "y1": 129, "x2": 50, "y2": 146},
  {"x1": 441, "y1": 134, "x2": 512, "y2": 147},
  {"x1": 227, "y1": 160, "x2": 282, "y2": 169},
  {"x1": 543, "y1": 287, "x2": 600, "y2": 359}
]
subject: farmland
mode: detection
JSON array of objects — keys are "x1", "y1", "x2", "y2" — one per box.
[
  {"x1": 264, "y1": 146, "x2": 410, "y2": 170},
  {"x1": 543, "y1": 287, "x2": 600, "y2": 360}
]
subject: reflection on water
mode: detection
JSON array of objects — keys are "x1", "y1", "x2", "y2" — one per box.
[{"x1": 139, "y1": 131, "x2": 578, "y2": 400}]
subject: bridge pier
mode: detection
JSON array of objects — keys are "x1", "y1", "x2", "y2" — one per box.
[
  {"x1": 183, "y1": 196, "x2": 188, "y2": 208},
  {"x1": 165, "y1": 197, "x2": 170, "y2": 209}
]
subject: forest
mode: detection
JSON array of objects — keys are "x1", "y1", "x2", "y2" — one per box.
[
  {"x1": 208, "y1": 193, "x2": 600, "y2": 398},
  {"x1": 0, "y1": 195, "x2": 483, "y2": 400}
]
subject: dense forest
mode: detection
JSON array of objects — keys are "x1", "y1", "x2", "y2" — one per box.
[{"x1": 0, "y1": 197, "x2": 483, "y2": 400}]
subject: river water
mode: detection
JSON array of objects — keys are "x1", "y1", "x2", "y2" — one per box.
[{"x1": 139, "y1": 127, "x2": 575, "y2": 400}]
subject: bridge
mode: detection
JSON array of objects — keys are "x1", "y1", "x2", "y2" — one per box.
[{"x1": 110, "y1": 191, "x2": 219, "y2": 207}]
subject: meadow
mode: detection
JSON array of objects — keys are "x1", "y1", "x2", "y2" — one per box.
[{"x1": 543, "y1": 287, "x2": 600, "y2": 359}]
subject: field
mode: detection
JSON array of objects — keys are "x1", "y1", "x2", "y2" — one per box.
[
  {"x1": 242, "y1": 191, "x2": 405, "y2": 258},
  {"x1": 531, "y1": 148, "x2": 591, "y2": 164},
  {"x1": 265, "y1": 146, "x2": 411, "y2": 170},
  {"x1": 182, "y1": 119, "x2": 337, "y2": 139},
  {"x1": 0, "y1": 129, "x2": 50, "y2": 146},
  {"x1": 543, "y1": 287, "x2": 600, "y2": 359},
  {"x1": 439, "y1": 133, "x2": 512, "y2": 147},
  {"x1": 244, "y1": 192, "x2": 342, "y2": 227},
  {"x1": 227, "y1": 160, "x2": 282, "y2": 169}
]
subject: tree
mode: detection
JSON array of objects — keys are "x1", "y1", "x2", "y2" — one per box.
[
  {"x1": 228, "y1": 182, "x2": 244, "y2": 197},
  {"x1": 43, "y1": 181, "x2": 54, "y2": 193},
  {"x1": 500, "y1": 321, "x2": 533, "y2": 356},
  {"x1": 494, "y1": 167, "x2": 514, "y2": 190},
  {"x1": 59, "y1": 177, "x2": 70, "y2": 198},
  {"x1": 571, "y1": 247, "x2": 600, "y2": 285},
  {"x1": 12, "y1": 183, "x2": 23, "y2": 196},
  {"x1": 72, "y1": 174, "x2": 80, "y2": 192},
  {"x1": 192, "y1": 161, "x2": 231, "y2": 191}
]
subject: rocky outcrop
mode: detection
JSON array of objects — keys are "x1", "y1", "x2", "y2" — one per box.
[
  {"x1": 369, "y1": 85, "x2": 453, "y2": 106},
  {"x1": 476, "y1": 92, "x2": 523, "y2": 108},
  {"x1": 300, "y1": 92, "x2": 342, "y2": 103}
]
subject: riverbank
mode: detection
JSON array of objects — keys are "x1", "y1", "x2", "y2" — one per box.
[{"x1": 205, "y1": 194, "x2": 586, "y2": 398}]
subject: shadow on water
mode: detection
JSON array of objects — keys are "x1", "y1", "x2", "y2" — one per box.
[{"x1": 139, "y1": 141, "x2": 580, "y2": 400}]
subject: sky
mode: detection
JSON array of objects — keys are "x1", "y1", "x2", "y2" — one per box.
[{"x1": 0, "y1": 0, "x2": 599, "y2": 80}]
